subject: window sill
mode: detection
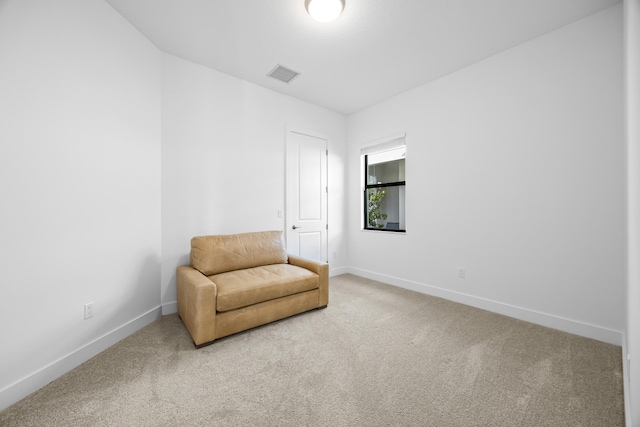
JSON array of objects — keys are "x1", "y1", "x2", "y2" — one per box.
[{"x1": 361, "y1": 228, "x2": 406, "y2": 234}]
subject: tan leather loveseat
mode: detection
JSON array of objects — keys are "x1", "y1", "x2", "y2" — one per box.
[{"x1": 177, "y1": 230, "x2": 328, "y2": 347}]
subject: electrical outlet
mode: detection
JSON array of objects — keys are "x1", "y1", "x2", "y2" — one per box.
[
  {"x1": 458, "y1": 268, "x2": 466, "y2": 279},
  {"x1": 333, "y1": 252, "x2": 337, "y2": 259},
  {"x1": 84, "y1": 302, "x2": 94, "y2": 320},
  {"x1": 277, "y1": 210, "x2": 283, "y2": 218}
]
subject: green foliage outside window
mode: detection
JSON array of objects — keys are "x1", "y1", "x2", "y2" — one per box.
[{"x1": 367, "y1": 189, "x2": 387, "y2": 228}]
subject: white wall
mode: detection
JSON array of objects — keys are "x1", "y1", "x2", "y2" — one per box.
[
  {"x1": 625, "y1": 0, "x2": 640, "y2": 424},
  {"x1": 0, "y1": 0, "x2": 161, "y2": 410},
  {"x1": 160, "y1": 53, "x2": 347, "y2": 312},
  {"x1": 347, "y1": 6, "x2": 624, "y2": 344}
]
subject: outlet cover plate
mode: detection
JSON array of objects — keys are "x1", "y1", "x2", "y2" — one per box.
[{"x1": 84, "y1": 302, "x2": 94, "y2": 320}]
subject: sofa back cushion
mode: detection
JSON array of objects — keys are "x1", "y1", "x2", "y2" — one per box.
[{"x1": 190, "y1": 230, "x2": 288, "y2": 275}]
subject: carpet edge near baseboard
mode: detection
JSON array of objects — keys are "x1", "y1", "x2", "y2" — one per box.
[
  {"x1": 0, "y1": 305, "x2": 162, "y2": 412},
  {"x1": 344, "y1": 267, "x2": 623, "y2": 346}
]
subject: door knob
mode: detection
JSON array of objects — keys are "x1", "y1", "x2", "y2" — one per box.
[{"x1": 292, "y1": 225, "x2": 302, "y2": 229}]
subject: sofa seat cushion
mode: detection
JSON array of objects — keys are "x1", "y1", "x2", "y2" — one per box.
[{"x1": 210, "y1": 264, "x2": 319, "y2": 312}]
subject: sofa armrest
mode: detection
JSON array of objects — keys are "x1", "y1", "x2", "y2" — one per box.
[
  {"x1": 177, "y1": 265, "x2": 218, "y2": 347},
  {"x1": 288, "y1": 255, "x2": 329, "y2": 307}
]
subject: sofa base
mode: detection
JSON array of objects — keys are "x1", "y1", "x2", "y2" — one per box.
[
  {"x1": 216, "y1": 289, "x2": 320, "y2": 340},
  {"x1": 194, "y1": 337, "x2": 216, "y2": 349},
  {"x1": 185, "y1": 289, "x2": 324, "y2": 348},
  {"x1": 181, "y1": 296, "x2": 327, "y2": 349}
]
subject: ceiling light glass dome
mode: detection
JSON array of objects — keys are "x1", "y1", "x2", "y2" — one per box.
[{"x1": 305, "y1": 0, "x2": 345, "y2": 23}]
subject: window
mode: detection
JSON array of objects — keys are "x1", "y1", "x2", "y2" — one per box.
[{"x1": 362, "y1": 136, "x2": 406, "y2": 232}]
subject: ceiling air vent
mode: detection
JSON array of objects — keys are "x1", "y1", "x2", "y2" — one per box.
[{"x1": 267, "y1": 64, "x2": 300, "y2": 83}]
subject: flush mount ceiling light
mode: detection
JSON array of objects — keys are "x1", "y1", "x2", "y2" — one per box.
[{"x1": 305, "y1": 0, "x2": 345, "y2": 23}]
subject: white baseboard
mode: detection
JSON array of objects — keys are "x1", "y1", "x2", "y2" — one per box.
[
  {"x1": 346, "y1": 267, "x2": 623, "y2": 346},
  {"x1": 329, "y1": 265, "x2": 349, "y2": 277},
  {"x1": 162, "y1": 301, "x2": 178, "y2": 315},
  {"x1": 0, "y1": 306, "x2": 162, "y2": 412}
]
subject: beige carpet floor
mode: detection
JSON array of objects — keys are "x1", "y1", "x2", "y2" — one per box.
[{"x1": 0, "y1": 274, "x2": 625, "y2": 426}]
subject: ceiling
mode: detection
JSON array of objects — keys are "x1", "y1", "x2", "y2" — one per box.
[{"x1": 104, "y1": 0, "x2": 621, "y2": 115}]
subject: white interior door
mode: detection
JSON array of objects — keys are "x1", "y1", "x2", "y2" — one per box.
[{"x1": 286, "y1": 129, "x2": 328, "y2": 262}]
